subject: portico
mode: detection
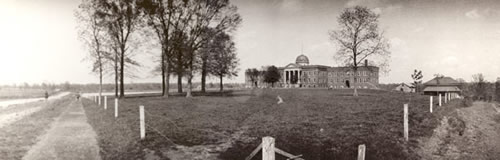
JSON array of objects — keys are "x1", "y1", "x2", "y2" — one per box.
[{"x1": 283, "y1": 69, "x2": 302, "y2": 86}]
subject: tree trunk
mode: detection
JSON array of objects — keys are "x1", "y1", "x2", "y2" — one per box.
[
  {"x1": 201, "y1": 64, "x2": 207, "y2": 93},
  {"x1": 219, "y1": 75, "x2": 223, "y2": 92},
  {"x1": 99, "y1": 57, "x2": 103, "y2": 102},
  {"x1": 114, "y1": 53, "x2": 119, "y2": 98},
  {"x1": 177, "y1": 74, "x2": 182, "y2": 93},
  {"x1": 119, "y1": 47, "x2": 125, "y2": 98},
  {"x1": 186, "y1": 72, "x2": 193, "y2": 97},
  {"x1": 165, "y1": 65, "x2": 170, "y2": 98},
  {"x1": 161, "y1": 51, "x2": 166, "y2": 96},
  {"x1": 353, "y1": 67, "x2": 359, "y2": 97}
]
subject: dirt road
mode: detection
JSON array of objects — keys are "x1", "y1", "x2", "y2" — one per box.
[
  {"x1": 22, "y1": 100, "x2": 101, "y2": 160},
  {"x1": 418, "y1": 102, "x2": 500, "y2": 160}
]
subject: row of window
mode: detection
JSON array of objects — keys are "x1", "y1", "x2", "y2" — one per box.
[
  {"x1": 301, "y1": 77, "x2": 374, "y2": 84},
  {"x1": 328, "y1": 71, "x2": 375, "y2": 77}
]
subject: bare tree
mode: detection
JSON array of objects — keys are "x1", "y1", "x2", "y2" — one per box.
[
  {"x1": 206, "y1": 31, "x2": 239, "y2": 92},
  {"x1": 138, "y1": 0, "x2": 187, "y2": 97},
  {"x1": 95, "y1": 0, "x2": 142, "y2": 98},
  {"x1": 246, "y1": 68, "x2": 260, "y2": 88},
  {"x1": 329, "y1": 6, "x2": 390, "y2": 96},
  {"x1": 411, "y1": 69, "x2": 423, "y2": 92},
  {"x1": 472, "y1": 73, "x2": 487, "y2": 100},
  {"x1": 174, "y1": 0, "x2": 241, "y2": 97},
  {"x1": 76, "y1": 0, "x2": 110, "y2": 100}
]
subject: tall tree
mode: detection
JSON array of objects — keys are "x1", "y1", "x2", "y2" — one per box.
[
  {"x1": 263, "y1": 65, "x2": 281, "y2": 87},
  {"x1": 175, "y1": 0, "x2": 241, "y2": 97},
  {"x1": 411, "y1": 69, "x2": 423, "y2": 92},
  {"x1": 206, "y1": 31, "x2": 239, "y2": 92},
  {"x1": 246, "y1": 68, "x2": 260, "y2": 88},
  {"x1": 76, "y1": 0, "x2": 110, "y2": 100},
  {"x1": 472, "y1": 73, "x2": 487, "y2": 100},
  {"x1": 329, "y1": 6, "x2": 390, "y2": 96},
  {"x1": 95, "y1": 0, "x2": 142, "y2": 98},
  {"x1": 137, "y1": 0, "x2": 181, "y2": 97}
]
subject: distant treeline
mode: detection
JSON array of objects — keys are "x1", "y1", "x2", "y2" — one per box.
[{"x1": 1, "y1": 82, "x2": 246, "y2": 93}]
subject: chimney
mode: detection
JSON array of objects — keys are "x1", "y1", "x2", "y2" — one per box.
[{"x1": 364, "y1": 59, "x2": 368, "y2": 67}]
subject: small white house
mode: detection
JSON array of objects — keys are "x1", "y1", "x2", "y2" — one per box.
[{"x1": 393, "y1": 83, "x2": 414, "y2": 93}]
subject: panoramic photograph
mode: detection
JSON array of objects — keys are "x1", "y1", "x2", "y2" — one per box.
[{"x1": 0, "y1": 0, "x2": 499, "y2": 159}]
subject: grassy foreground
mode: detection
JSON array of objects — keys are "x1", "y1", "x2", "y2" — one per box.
[
  {"x1": 0, "y1": 95, "x2": 73, "y2": 159},
  {"x1": 83, "y1": 89, "x2": 462, "y2": 160}
]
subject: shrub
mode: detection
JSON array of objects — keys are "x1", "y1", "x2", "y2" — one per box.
[{"x1": 461, "y1": 96, "x2": 474, "y2": 107}]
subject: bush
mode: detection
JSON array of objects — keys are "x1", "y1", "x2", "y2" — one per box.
[{"x1": 461, "y1": 96, "x2": 474, "y2": 107}]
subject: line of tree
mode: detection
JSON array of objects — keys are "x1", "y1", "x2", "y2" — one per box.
[{"x1": 75, "y1": 0, "x2": 241, "y2": 98}]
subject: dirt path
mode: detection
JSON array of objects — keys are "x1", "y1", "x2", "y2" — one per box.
[
  {"x1": 22, "y1": 100, "x2": 101, "y2": 160},
  {"x1": 418, "y1": 102, "x2": 500, "y2": 160}
]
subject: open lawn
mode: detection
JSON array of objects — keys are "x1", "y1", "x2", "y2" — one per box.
[
  {"x1": 0, "y1": 88, "x2": 57, "y2": 101},
  {"x1": 82, "y1": 89, "x2": 462, "y2": 160}
]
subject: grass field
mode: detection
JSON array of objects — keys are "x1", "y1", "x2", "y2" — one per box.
[
  {"x1": 82, "y1": 89, "x2": 462, "y2": 160},
  {"x1": 0, "y1": 88, "x2": 56, "y2": 100}
]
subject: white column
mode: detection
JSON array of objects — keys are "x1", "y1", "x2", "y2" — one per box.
[
  {"x1": 430, "y1": 96, "x2": 433, "y2": 113},
  {"x1": 439, "y1": 94, "x2": 442, "y2": 106},
  {"x1": 297, "y1": 70, "x2": 301, "y2": 84}
]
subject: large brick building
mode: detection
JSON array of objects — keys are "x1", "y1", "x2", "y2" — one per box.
[{"x1": 245, "y1": 54, "x2": 379, "y2": 89}]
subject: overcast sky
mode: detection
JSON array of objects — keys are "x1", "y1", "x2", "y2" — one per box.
[{"x1": 0, "y1": 0, "x2": 499, "y2": 85}]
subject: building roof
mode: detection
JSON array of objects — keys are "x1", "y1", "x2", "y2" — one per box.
[
  {"x1": 423, "y1": 86, "x2": 461, "y2": 92},
  {"x1": 424, "y1": 77, "x2": 459, "y2": 86}
]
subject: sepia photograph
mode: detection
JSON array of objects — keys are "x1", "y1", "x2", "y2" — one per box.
[{"x1": 0, "y1": 0, "x2": 499, "y2": 159}]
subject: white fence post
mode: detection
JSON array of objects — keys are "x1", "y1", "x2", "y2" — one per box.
[
  {"x1": 430, "y1": 96, "x2": 433, "y2": 113},
  {"x1": 114, "y1": 98, "x2": 118, "y2": 118},
  {"x1": 357, "y1": 144, "x2": 366, "y2": 160},
  {"x1": 140, "y1": 105, "x2": 145, "y2": 139},
  {"x1": 98, "y1": 95, "x2": 101, "y2": 105},
  {"x1": 439, "y1": 94, "x2": 442, "y2": 106},
  {"x1": 404, "y1": 104, "x2": 409, "y2": 141},
  {"x1": 104, "y1": 96, "x2": 107, "y2": 110},
  {"x1": 262, "y1": 136, "x2": 275, "y2": 160}
]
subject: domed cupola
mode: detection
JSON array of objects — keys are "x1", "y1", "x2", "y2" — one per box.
[{"x1": 295, "y1": 54, "x2": 309, "y2": 65}]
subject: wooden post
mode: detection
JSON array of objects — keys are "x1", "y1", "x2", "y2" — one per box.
[
  {"x1": 430, "y1": 96, "x2": 433, "y2": 113},
  {"x1": 357, "y1": 144, "x2": 366, "y2": 160},
  {"x1": 439, "y1": 94, "x2": 442, "y2": 106},
  {"x1": 262, "y1": 136, "x2": 275, "y2": 160},
  {"x1": 404, "y1": 104, "x2": 409, "y2": 141},
  {"x1": 140, "y1": 105, "x2": 145, "y2": 139},
  {"x1": 104, "y1": 96, "x2": 107, "y2": 110},
  {"x1": 98, "y1": 95, "x2": 101, "y2": 105},
  {"x1": 114, "y1": 98, "x2": 118, "y2": 118}
]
